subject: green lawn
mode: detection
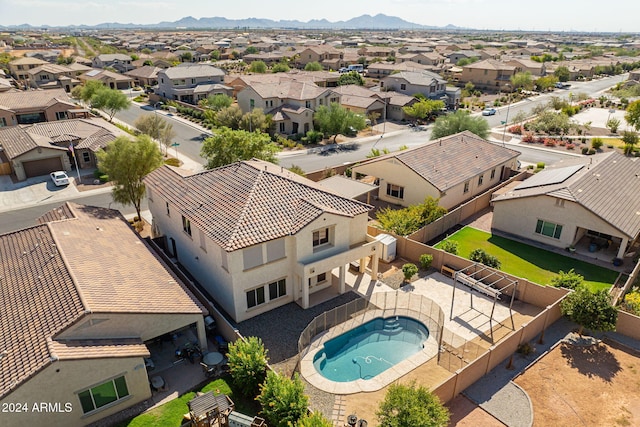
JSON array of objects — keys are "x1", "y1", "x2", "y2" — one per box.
[
  {"x1": 435, "y1": 227, "x2": 618, "y2": 292},
  {"x1": 117, "y1": 376, "x2": 258, "y2": 427}
]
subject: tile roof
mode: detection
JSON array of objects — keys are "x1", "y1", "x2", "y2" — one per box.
[
  {"x1": 357, "y1": 131, "x2": 520, "y2": 192},
  {"x1": 0, "y1": 88, "x2": 73, "y2": 112},
  {"x1": 493, "y1": 152, "x2": 640, "y2": 239},
  {"x1": 124, "y1": 65, "x2": 162, "y2": 79},
  {"x1": 144, "y1": 160, "x2": 372, "y2": 251},
  {"x1": 161, "y1": 64, "x2": 225, "y2": 79},
  {"x1": 382, "y1": 70, "x2": 447, "y2": 86},
  {"x1": 80, "y1": 69, "x2": 134, "y2": 82},
  {"x1": 27, "y1": 63, "x2": 73, "y2": 76},
  {"x1": 0, "y1": 125, "x2": 67, "y2": 159},
  {"x1": 464, "y1": 59, "x2": 516, "y2": 71},
  {"x1": 246, "y1": 80, "x2": 332, "y2": 101},
  {"x1": 0, "y1": 225, "x2": 86, "y2": 399},
  {"x1": 0, "y1": 202, "x2": 206, "y2": 398}
]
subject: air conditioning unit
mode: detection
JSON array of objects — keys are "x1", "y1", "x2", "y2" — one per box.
[{"x1": 375, "y1": 233, "x2": 397, "y2": 263}]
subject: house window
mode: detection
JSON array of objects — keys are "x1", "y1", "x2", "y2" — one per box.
[
  {"x1": 279, "y1": 122, "x2": 285, "y2": 132},
  {"x1": 386, "y1": 183, "x2": 404, "y2": 199},
  {"x1": 305, "y1": 100, "x2": 311, "y2": 108},
  {"x1": 400, "y1": 84, "x2": 406, "y2": 90},
  {"x1": 82, "y1": 151, "x2": 91, "y2": 163},
  {"x1": 464, "y1": 181, "x2": 470, "y2": 193},
  {"x1": 268, "y1": 278, "x2": 286, "y2": 300},
  {"x1": 166, "y1": 202, "x2": 170, "y2": 216},
  {"x1": 535, "y1": 219, "x2": 563, "y2": 239},
  {"x1": 313, "y1": 228, "x2": 329, "y2": 247},
  {"x1": 78, "y1": 376, "x2": 129, "y2": 414},
  {"x1": 246, "y1": 286, "x2": 265, "y2": 309},
  {"x1": 317, "y1": 272, "x2": 327, "y2": 283},
  {"x1": 478, "y1": 175, "x2": 484, "y2": 186},
  {"x1": 182, "y1": 215, "x2": 191, "y2": 236},
  {"x1": 490, "y1": 168, "x2": 496, "y2": 179},
  {"x1": 0, "y1": 117, "x2": 6, "y2": 127},
  {"x1": 55, "y1": 111, "x2": 67, "y2": 120}
]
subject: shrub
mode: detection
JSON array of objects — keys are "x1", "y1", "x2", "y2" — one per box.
[
  {"x1": 522, "y1": 133, "x2": 535, "y2": 143},
  {"x1": 297, "y1": 412, "x2": 334, "y2": 427},
  {"x1": 591, "y1": 137, "x2": 604, "y2": 150},
  {"x1": 304, "y1": 130, "x2": 324, "y2": 144},
  {"x1": 441, "y1": 240, "x2": 459, "y2": 255},
  {"x1": 566, "y1": 143, "x2": 576, "y2": 150},
  {"x1": 469, "y1": 248, "x2": 501, "y2": 269},
  {"x1": 550, "y1": 268, "x2": 584, "y2": 290},
  {"x1": 581, "y1": 146, "x2": 589, "y2": 154},
  {"x1": 419, "y1": 254, "x2": 433, "y2": 270},
  {"x1": 508, "y1": 125, "x2": 523, "y2": 134},
  {"x1": 402, "y1": 263, "x2": 419, "y2": 281},
  {"x1": 588, "y1": 148, "x2": 596, "y2": 155},
  {"x1": 536, "y1": 162, "x2": 545, "y2": 170},
  {"x1": 376, "y1": 382, "x2": 449, "y2": 427},
  {"x1": 517, "y1": 342, "x2": 535, "y2": 356},
  {"x1": 227, "y1": 336, "x2": 268, "y2": 398},
  {"x1": 164, "y1": 157, "x2": 181, "y2": 167},
  {"x1": 543, "y1": 138, "x2": 557, "y2": 147},
  {"x1": 257, "y1": 372, "x2": 308, "y2": 427}
]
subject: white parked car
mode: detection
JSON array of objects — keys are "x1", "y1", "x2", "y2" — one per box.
[{"x1": 50, "y1": 171, "x2": 70, "y2": 186}]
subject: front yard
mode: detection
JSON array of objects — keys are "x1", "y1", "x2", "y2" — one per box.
[{"x1": 435, "y1": 227, "x2": 618, "y2": 292}]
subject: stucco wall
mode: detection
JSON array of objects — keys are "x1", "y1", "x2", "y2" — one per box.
[
  {"x1": 0, "y1": 357, "x2": 149, "y2": 427},
  {"x1": 492, "y1": 194, "x2": 626, "y2": 249}
]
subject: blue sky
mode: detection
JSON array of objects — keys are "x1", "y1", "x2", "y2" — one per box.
[{"x1": 0, "y1": 0, "x2": 638, "y2": 32}]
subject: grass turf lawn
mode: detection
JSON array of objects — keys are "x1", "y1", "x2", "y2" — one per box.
[
  {"x1": 435, "y1": 227, "x2": 617, "y2": 292},
  {"x1": 117, "y1": 376, "x2": 259, "y2": 427}
]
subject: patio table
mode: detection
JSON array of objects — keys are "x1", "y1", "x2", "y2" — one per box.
[{"x1": 203, "y1": 351, "x2": 223, "y2": 367}]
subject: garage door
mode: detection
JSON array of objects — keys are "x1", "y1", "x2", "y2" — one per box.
[{"x1": 23, "y1": 157, "x2": 63, "y2": 178}]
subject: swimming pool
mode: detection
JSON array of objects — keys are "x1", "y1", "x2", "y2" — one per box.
[{"x1": 312, "y1": 316, "x2": 429, "y2": 382}]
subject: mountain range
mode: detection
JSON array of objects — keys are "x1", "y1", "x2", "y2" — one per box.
[{"x1": 1, "y1": 14, "x2": 464, "y2": 31}]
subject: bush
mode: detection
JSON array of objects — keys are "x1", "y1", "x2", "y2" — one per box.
[
  {"x1": 581, "y1": 146, "x2": 589, "y2": 154},
  {"x1": 591, "y1": 137, "x2": 604, "y2": 150},
  {"x1": 469, "y1": 248, "x2": 501, "y2": 269},
  {"x1": 256, "y1": 372, "x2": 308, "y2": 427},
  {"x1": 402, "y1": 263, "x2": 418, "y2": 281},
  {"x1": 303, "y1": 130, "x2": 324, "y2": 144},
  {"x1": 550, "y1": 269, "x2": 584, "y2": 290},
  {"x1": 227, "y1": 336, "x2": 268, "y2": 398},
  {"x1": 522, "y1": 133, "x2": 535, "y2": 143},
  {"x1": 588, "y1": 148, "x2": 596, "y2": 155},
  {"x1": 508, "y1": 125, "x2": 523, "y2": 134},
  {"x1": 419, "y1": 254, "x2": 433, "y2": 270},
  {"x1": 517, "y1": 342, "x2": 535, "y2": 356},
  {"x1": 536, "y1": 162, "x2": 545, "y2": 170},
  {"x1": 441, "y1": 240, "x2": 459, "y2": 255},
  {"x1": 566, "y1": 143, "x2": 576, "y2": 150}
]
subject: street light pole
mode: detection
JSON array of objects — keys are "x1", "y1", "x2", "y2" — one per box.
[{"x1": 501, "y1": 84, "x2": 511, "y2": 147}]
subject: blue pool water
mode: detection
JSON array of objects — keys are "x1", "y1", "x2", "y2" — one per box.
[{"x1": 313, "y1": 316, "x2": 429, "y2": 382}]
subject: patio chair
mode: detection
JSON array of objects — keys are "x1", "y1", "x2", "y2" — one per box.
[{"x1": 200, "y1": 362, "x2": 216, "y2": 378}]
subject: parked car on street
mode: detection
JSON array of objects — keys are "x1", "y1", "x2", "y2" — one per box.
[
  {"x1": 50, "y1": 171, "x2": 69, "y2": 186},
  {"x1": 482, "y1": 108, "x2": 497, "y2": 116},
  {"x1": 555, "y1": 82, "x2": 571, "y2": 89}
]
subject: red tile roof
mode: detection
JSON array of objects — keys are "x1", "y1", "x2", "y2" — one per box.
[{"x1": 145, "y1": 160, "x2": 372, "y2": 251}]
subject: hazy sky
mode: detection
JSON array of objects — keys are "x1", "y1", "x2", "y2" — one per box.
[{"x1": 0, "y1": 0, "x2": 638, "y2": 33}]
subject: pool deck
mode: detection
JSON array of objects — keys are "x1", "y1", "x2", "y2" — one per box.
[{"x1": 300, "y1": 310, "x2": 440, "y2": 394}]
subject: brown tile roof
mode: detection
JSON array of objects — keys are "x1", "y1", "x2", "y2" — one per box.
[
  {"x1": 49, "y1": 203, "x2": 206, "y2": 314},
  {"x1": 144, "y1": 160, "x2": 372, "y2": 251},
  {"x1": 358, "y1": 131, "x2": 520, "y2": 192},
  {"x1": 0, "y1": 225, "x2": 86, "y2": 399},
  {"x1": 0, "y1": 125, "x2": 68, "y2": 159},
  {"x1": 493, "y1": 152, "x2": 640, "y2": 239},
  {"x1": 48, "y1": 338, "x2": 150, "y2": 360},
  {"x1": 37, "y1": 203, "x2": 75, "y2": 224},
  {"x1": 125, "y1": 65, "x2": 162, "y2": 79},
  {"x1": 0, "y1": 88, "x2": 73, "y2": 112},
  {"x1": 246, "y1": 80, "x2": 333, "y2": 101}
]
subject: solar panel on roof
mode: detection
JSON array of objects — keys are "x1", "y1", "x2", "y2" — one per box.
[{"x1": 515, "y1": 164, "x2": 584, "y2": 190}]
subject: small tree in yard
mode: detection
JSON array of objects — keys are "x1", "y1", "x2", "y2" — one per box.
[
  {"x1": 402, "y1": 263, "x2": 418, "y2": 282},
  {"x1": 90, "y1": 87, "x2": 131, "y2": 122},
  {"x1": 297, "y1": 411, "x2": 333, "y2": 427},
  {"x1": 420, "y1": 254, "x2": 433, "y2": 270},
  {"x1": 227, "y1": 336, "x2": 268, "y2": 398},
  {"x1": 256, "y1": 371, "x2": 308, "y2": 427},
  {"x1": 606, "y1": 117, "x2": 621, "y2": 134},
  {"x1": 134, "y1": 114, "x2": 176, "y2": 156},
  {"x1": 440, "y1": 240, "x2": 459, "y2": 255},
  {"x1": 431, "y1": 110, "x2": 489, "y2": 140},
  {"x1": 560, "y1": 287, "x2": 618, "y2": 336},
  {"x1": 96, "y1": 135, "x2": 163, "y2": 222},
  {"x1": 200, "y1": 127, "x2": 280, "y2": 169},
  {"x1": 550, "y1": 269, "x2": 584, "y2": 290},
  {"x1": 469, "y1": 248, "x2": 501, "y2": 269},
  {"x1": 622, "y1": 130, "x2": 638, "y2": 155},
  {"x1": 376, "y1": 382, "x2": 449, "y2": 427},
  {"x1": 314, "y1": 102, "x2": 366, "y2": 143}
]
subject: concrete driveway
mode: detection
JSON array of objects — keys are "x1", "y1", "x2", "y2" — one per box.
[{"x1": 0, "y1": 174, "x2": 81, "y2": 213}]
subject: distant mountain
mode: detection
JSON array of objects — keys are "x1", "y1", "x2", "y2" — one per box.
[{"x1": 0, "y1": 14, "x2": 462, "y2": 31}]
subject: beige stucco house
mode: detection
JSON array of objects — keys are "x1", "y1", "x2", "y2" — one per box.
[
  {"x1": 144, "y1": 160, "x2": 380, "y2": 323},
  {"x1": 157, "y1": 64, "x2": 230, "y2": 104},
  {"x1": 351, "y1": 131, "x2": 520, "y2": 210},
  {"x1": 0, "y1": 88, "x2": 77, "y2": 128},
  {"x1": 379, "y1": 70, "x2": 460, "y2": 109},
  {"x1": 460, "y1": 59, "x2": 517, "y2": 91},
  {"x1": 491, "y1": 152, "x2": 640, "y2": 261},
  {"x1": 8, "y1": 56, "x2": 48, "y2": 81},
  {"x1": 296, "y1": 46, "x2": 345, "y2": 70},
  {"x1": 0, "y1": 203, "x2": 207, "y2": 427}
]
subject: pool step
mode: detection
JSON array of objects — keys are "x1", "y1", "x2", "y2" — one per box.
[{"x1": 383, "y1": 319, "x2": 402, "y2": 333}]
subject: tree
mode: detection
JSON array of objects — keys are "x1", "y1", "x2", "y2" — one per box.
[
  {"x1": 625, "y1": 99, "x2": 640, "y2": 130},
  {"x1": 227, "y1": 336, "x2": 268, "y2": 398},
  {"x1": 431, "y1": 110, "x2": 490, "y2": 140},
  {"x1": 142, "y1": 59, "x2": 154, "y2": 66},
  {"x1": 534, "y1": 75, "x2": 559, "y2": 92},
  {"x1": 200, "y1": 127, "x2": 280, "y2": 169},
  {"x1": 606, "y1": 117, "x2": 621, "y2": 134},
  {"x1": 376, "y1": 197, "x2": 447, "y2": 236},
  {"x1": 248, "y1": 60, "x2": 267, "y2": 73},
  {"x1": 239, "y1": 108, "x2": 273, "y2": 134},
  {"x1": 550, "y1": 269, "x2": 584, "y2": 290},
  {"x1": 441, "y1": 240, "x2": 459, "y2": 255},
  {"x1": 402, "y1": 263, "x2": 418, "y2": 281},
  {"x1": 403, "y1": 99, "x2": 445, "y2": 122},
  {"x1": 510, "y1": 71, "x2": 534, "y2": 90},
  {"x1": 198, "y1": 94, "x2": 233, "y2": 111},
  {"x1": 214, "y1": 105, "x2": 243, "y2": 129},
  {"x1": 337, "y1": 71, "x2": 365, "y2": 86},
  {"x1": 314, "y1": 102, "x2": 366, "y2": 143},
  {"x1": 271, "y1": 61, "x2": 290, "y2": 73},
  {"x1": 304, "y1": 61, "x2": 323, "y2": 71},
  {"x1": 469, "y1": 248, "x2": 501, "y2": 269},
  {"x1": 245, "y1": 46, "x2": 259, "y2": 54},
  {"x1": 78, "y1": 80, "x2": 105, "y2": 103},
  {"x1": 376, "y1": 382, "x2": 449, "y2": 427},
  {"x1": 90, "y1": 88, "x2": 131, "y2": 122},
  {"x1": 96, "y1": 135, "x2": 163, "y2": 221},
  {"x1": 134, "y1": 114, "x2": 176, "y2": 155},
  {"x1": 296, "y1": 412, "x2": 333, "y2": 427},
  {"x1": 560, "y1": 287, "x2": 618, "y2": 336},
  {"x1": 256, "y1": 372, "x2": 309, "y2": 427},
  {"x1": 180, "y1": 51, "x2": 192, "y2": 62},
  {"x1": 622, "y1": 130, "x2": 638, "y2": 155},
  {"x1": 554, "y1": 66, "x2": 571, "y2": 82},
  {"x1": 288, "y1": 165, "x2": 305, "y2": 176}
]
